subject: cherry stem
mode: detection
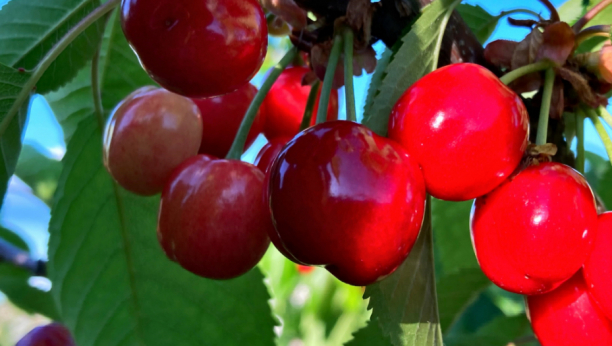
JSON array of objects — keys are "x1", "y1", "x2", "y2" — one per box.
[
  {"x1": 299, "y1": 80, "x2": 320, "y2": 131},
  {"x1": 599, "y1": 106, "x2": 612, "y2": 129},
  {"x1": 576, "y1": 110, "x2": 585, "y2": 174},
  {"x1": 0, "y1": 237, "x2": 46, "y2": 276},
  {"x1": 0, "y1": 0, "x2": 121, "y2": 138},
  {"x1": 316, "y1": 35, "x2": 343, "y2": 125},
  {"x1": 343, "y1": 27, "x2": 356, "y2": 122},
  {"x1": 536, "y1": 68, "x2": 555, "y2": 146},
  {"x1": 575, "y1": 25, "x2": 611, "y2": 45},
  {"x1": 573, "y1": 0, "x2": 612, "y2": 33},
  {"x1": 585, "y1": 107, "x2": 612, "y2": 166},
  {"x1": 432, "y1": 0, "x2": 463, "y2": 72},
  {"x1": 500, "y1": 60, "x2": 555, "y2": 85},
  {"x1": 226, "y1": 47, "x2": 298, "y2": 160},
  {"x1": 537, "y1": 0, "x2": 559, "y2": 22},
  {"x1": 500, "y1": 9, "x2": 543, "y2": 21}
]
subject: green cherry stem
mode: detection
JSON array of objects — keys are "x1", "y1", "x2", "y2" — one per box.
[
  {"x1": 500, "y1": 60, "x2": 555, "y2": 85},
  {"x1": 299, "y1": 80, "x2": 320, "y2": 131},
  {"x1": 316, "y1": 34, "x2": 343, "y2": 125},
  {"x1": 226, "y1": 47, "x2": 298, "y2": 160},
  {"x1": 535, "y1": 68, "x2": 555, "y2": 146},
  {"x1": 431, "y1": 0, "x2": 462, "y2": 72},
  {"x1": 343, "y1": 27, "x2": 356, "y2": 122},
  {"x1": 598, "y1": 106, "x2": 612, "y2": 129},
  {"x1": 585, "y1": 107, "x2": 612, "y2": 166},
  {"x1": 575, "y1": 109, "x2": 585, "y2": 174}
]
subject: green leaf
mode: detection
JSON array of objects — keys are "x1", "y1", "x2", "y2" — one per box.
[
  {"x1": 0, "y1": 226, "x2": 28, "y2": 250},
  {"x1": 362, "y1": 0, "x2": 459, "y2": 136},
  {"x1": 558, "y1": 0, "x2": 589, "y2": 24},
  {"x1": 456, "y1": 4, "x2": 496, "y2": 44},
  {"x1": 445, "y1": 315, "x2": 531, "y2": 346},
  {"x1": 559, "y1": 0, "x2": 612, "y2": 54},
  {"x1": 15, "y1": 144, "x2": 62, "y2": 204},
  {"x1": 48, "y1": 116, "x2": 276, "y2": 346},
  {"x1": 345, "y1": 319, "x2": 393, "y2": 346},
  {"x1": 432, "y1": 200, "x2": 478, "y2": 275},
  {"x1": 0, "y1": 62, "x2": 31, "y2": 208},
  {"x1": 437, "y1": 269, "x2": 490, "y2": 332},
  {"x1": 0, "y1": 0, "x2": 106, "y2": 94},
  {"x1": 363, "y1": 48, "x2": 392, "y2": 117}
]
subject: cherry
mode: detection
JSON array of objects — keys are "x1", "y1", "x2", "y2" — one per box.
[
  {"x1": 584, "y1": 212, "x2": 612, "y2": 319},
  {"x1": 158, "y1": 155, "x2": 271, "y2": 279},
  {"x1": 103, "y1": 87, "x2": 202, "y2": 196},
  {"x1": 389, "y1": 63, "x2": 529, "y2": 201},
  {"x1": 471, "y1": 162, "x2": 598, "y2": 295},
  {"x1": 121, "y1": 0, "x2": 267, "y2": 98},
  {"x1": 16, "y1": 323, "x2": 75, "y2": 346},
  {"x1": 527, "y1": 271, "x2": 612, "y2": 346},
  {"x1": 297, "y1": 264, "x2": 314, "y2": 274},
  {"x1": 254, "y1": 137, "x2": 291, "y2": 173},
  {"x1": 262, "y1": 67, "x2": 339, "y2": 139},
  {"x1": 268, "y1": 121, "x2": 426, "y2": 286},
  {"x1": 194, "y1": 83, "x2": 264, "y2": 158}
]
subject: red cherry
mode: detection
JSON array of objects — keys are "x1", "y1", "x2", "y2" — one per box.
[
  {"x1": 297, "y1": 264, "x2": 315, "y2": 274},
  {"x1": 254, "y1": 137, "x2": 291, "y2": 173},
  {"x1": 262, "y1": 67, "x2": 339, "y2": 139},
  {"x1": 158, "y1": 155, "x2": 271, "y2": 279},
  {"x1": 16, "y1": 323, "x2": 75, "y2": 346},
  {"x1": 389, "y1": 63, "x2": 529, "y2": 201},
  {"x1": 584, "y1": 212, "x2": 612, "y2": 319},
  {"x1": 103, "y1": 87, "x2": 202, "y2": 196},
  {"x1": 527, "y1": 271, "x2": 612, "y2": 346},
  {"x1": 194, "y1": 83, "x2": 264, "y2": 158},
  {"x1": 268, "y1": 121, "x2": 426, "y2": 286},
  {"x1": 121, "y1": 0, "x2": 267, "y2": 98},
  {"x1": 471, "y1": 162, "x2": 598, "y2": 295}
]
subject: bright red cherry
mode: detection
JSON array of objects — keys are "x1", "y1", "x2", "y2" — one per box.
[
  {"x1": 527, "y1": 271, "x2": 612, "y2": 346},
  {"x1": 103, "y1": 87, "x2": 202, "y2": 196},
  {"x1": 268, "y1": 121, "x2": 426, "y2": 286},
  {"x1": 121, "y1": 0, "x2": 267, "y2": 98},
  {"x1": 194, "y1": 83, "x2": 264, "y2": 158},
  {"x1": 16, "y1": 323, "x2": 75, "y2": 346},
  {"x1": 584, "y1": 212, "x2": 612, "y2": 319},
  {"x1": 158, "y1": 155, "x2": 271, "y2": 279},
  {"x1": 297, "y1": 264, "x2": 314, "y2": 274},
  {"x1": 254, "y1": 137, "x2": 291, "y2": 173},
  {"x1": 262, "y1": 67, "x2": 339, "y2": 139},
  {"x1": 389, "y1": 63, "x2": 529, "y2": 201},
  {"x1": 471, "y1": 162, "x2": 598, "y2": 295}
]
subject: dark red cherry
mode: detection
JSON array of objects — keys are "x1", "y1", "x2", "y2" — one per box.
[
  {"x1": 103, "y1": 87, "x2": 202, "y2": 196},
  {"x1": 471, "y1": 162, "x2": 598, "y2": 295},
  {"x1": 121, "y1": 0, "x2": 267, "y2": 98},
  {"x1": 527, "y1": 271, "x2": 612, "y2": 346},
  {"x1": 254, "y1": 137, "x2": 291, "y2": 173},
  {"x1": 158, "y1": 155, "x2": 271, "y2": 279},
  {"x1": 268, "y1": 121, "x2": 426, "y2": 286},
  {"x1": 16, "y1": 323, "x2": 75, "y2": 346},
  {"x1": 389, "y1": 63, "x2": 529, "y2": 201},
  {"x1": 262, "y1": 67, "x2": 339, "y2": 139},
  {"x1": 584, "y1": 212, "x2": 612, "y2": 319},
  {"x1": 194, "y1": 83, "x2": 264, "y2": 158}
]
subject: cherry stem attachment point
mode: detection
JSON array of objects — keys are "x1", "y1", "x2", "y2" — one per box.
[
  {"x1": 226, "y1": 47, "x2": 298, "y2": 160},
  {"x1": 585, "y1": 107, "x2": 612, "y2": 167},
  {"x1": 536, "y1": 68, "x2": 555, "y2": 146},
  {"x1": 573, "y1": 0, "x2": 612, "y2": 33},
  {"x1": 500, "y1": 60, "x2": 555, "y2": 85},
  {"x1": 343, "y1": 27, "x2": 356, "y2": 123},
  {"x1": 316, "y1": 35, "x2": 343, "y2": 125},
  {"x1": 575, "y1": 110, "x2": 585, "y2": 174},
  {"x1": 299, "y1": 80, "x2": 320, "y2": 131}
]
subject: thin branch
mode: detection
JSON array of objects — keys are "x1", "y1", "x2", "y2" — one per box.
[
  {"x1": 299, "y1": 80, "x2": 320, "y2": 131},
  {"x1": 575, "y1": 25, "x2": 611, "y2": 45},
  {"x1": 537, "y1": 0, "x2": 560, "y2": 22},
  {"x1": 0, "y1": 238, "x2": 46, "y2": 276},
  {"x1": 573, "y1": 0, "x2": 612, "y2": 32}
]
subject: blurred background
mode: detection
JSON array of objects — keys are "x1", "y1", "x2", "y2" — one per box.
[{"x1": 0, "y1": 0, "x2": 608, "y2": 345}]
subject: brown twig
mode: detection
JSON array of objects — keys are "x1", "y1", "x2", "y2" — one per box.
[
  {"x1": 537, "y1": 0, "x2": 560, "y2": 22},
  {"x1": 0, "y1": 238, "x2": 46, "y2": 276},
  {"x1": 573, "y1": 0, "x2": 612, "y2": 33}
]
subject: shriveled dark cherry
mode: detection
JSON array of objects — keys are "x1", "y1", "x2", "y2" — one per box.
[
  {"x1": 389, "y1": 63, "x2": 529, "y2": 201},
  {"x1": 471, "y1": 162, "x2": 598, "y2": 295},
  {"x1": 103, "y1": 86, "x2": 202, "y2": 196},
  {"x1": 262, "y1": 67, "x2": 338, "y2": 139},
  {"x1": 121, "y1": 0, "x2": 267, "y2": 98},
  {"x1": 16, "y1": 323, "x2": 76, "y2": 346},
  {"x1": 254, "y1": 137, "x2": 291, "y2": 173},
  {"x1": 158, "y1": 155, "x2": 271, "y2": 279},
  {"x1": 268, "y1": 121, "x2": 426, "y2": 286},
  {"x1": 584, "y1": 212, "x2": 612, "y2": 320},
  {"x1": 527, "y1": 271, "x2": 612, "y2": 346},
  {"x1": 194, "y1": 83, "x2": 264, "y2": 158}
]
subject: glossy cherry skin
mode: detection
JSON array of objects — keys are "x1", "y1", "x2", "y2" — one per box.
[
  {"x1": 194, "y1": 83, "x2": 264, "y2": 158},
  {"x1": 121, "y1": 0, "x2": 267, "y2": 98},
  {"x1": 103, "y1": 87, "x2": 202, "y2": 196},
  {"x1": 471, "y1": 162, "x2": 598, "y2": 295},
  {"x1": 262, "y1": 67, "x2": 339, "y2": 139},
  {"x1": 158, "y1": 155, "x2": 271, "y2": 279},
  {"x1": 254, "y1": 137, "x2": 291, "y2": 173},
  {"x1": 16, "y1": 323, "x2": 76, "y2": 346},
  {"x1": 527, "y1": 271, "x2": 612, "y2": 346},
  {"x1": 584, "y1": 212, "x2": 612, "y2": 319},
  {"x1": 389, "y1": 63, "x2": 529, "y2": 201},
  {"x1": 268, "y1": 121, "x2": 426, "y2": 286}
]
